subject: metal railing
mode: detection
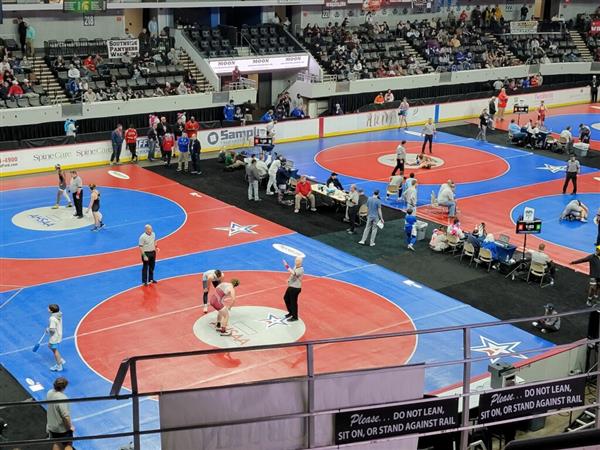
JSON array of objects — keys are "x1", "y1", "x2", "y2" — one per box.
[{"x1": 2, "y1": 307, "x2": 599, "y2": 449}]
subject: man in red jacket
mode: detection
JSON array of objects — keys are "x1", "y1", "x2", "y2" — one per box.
[
  {"x1": 124, "y1": 124, "x2": 138, "y2": 162},
  {"x1": 294, "y1": 175, "x2": 316, "y2": 213},
  {"x1": 185, "y1": 116, "x2": 200, "y2": 139},
  {"x1": 8, "y1": 80, "x2": 24, "y2": 98}
]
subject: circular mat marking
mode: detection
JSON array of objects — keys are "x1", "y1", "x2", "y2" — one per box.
[
  {"x1": 0, "y1": 187, "x2": 185, "y2": 259},
  {"x1": 315, "y1": 141, "x2": 509, "y2": 184},
  {"x1": 510, "y1": 193, "x2": 600, "y2": 253},
  {"x1": 591, "y1": 123, "x2": 600, "y2": 132},
  {"x1": 12, "y1": 206, "x2": 95, "y2": 231},
  {"x1": 193, "y1": 306, "x2": 306, "y2": 348},
  {"x1": 76, "y1": 271, "x2": 417, "y2": 391}
]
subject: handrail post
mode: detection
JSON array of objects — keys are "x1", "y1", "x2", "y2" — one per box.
[
  {"x1": 460, "y1": 327, "x2": 471, "y2": 450},
  {"x1": 307, "y1": 343, "x2": 315, "y2": 448},
  {"x1": 130, "y1": 360, "x2": 141, "y2": 450},
  {"x1": 588, "y1": 311, "x2": 600, "y2": 429}
]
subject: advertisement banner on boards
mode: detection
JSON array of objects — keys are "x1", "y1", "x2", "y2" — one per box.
[
  {"x1": 510, "y1": 21, "x2": 539, "y2": 34},
  {"x1": 334, "y1": 397, "x2": 459, "y2": 445},
  {"x1": 107, "y1": 38, "x2": 140, "y2": 58},
  {"x1": 209, "y1": 54, "x2": 309, "y2": 74},
  {"x1": 591, "y1": 20, "x2": 600, "y2": 35},
  {"x1": 478, "y1": 377, "x2": 585, "y2": 423},
  {"x1": 0, "y1": 138, "x2": 148, "y2": 177}
]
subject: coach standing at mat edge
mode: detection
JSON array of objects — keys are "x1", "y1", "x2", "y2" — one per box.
[
  {"x1": 139, "y1": 224, "x2": 159, "y2": 286},
  {"x1": 283, "y1": 257, "x2": 304, "y2": 322}
]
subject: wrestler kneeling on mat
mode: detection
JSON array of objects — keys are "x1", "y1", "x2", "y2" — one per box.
[{"x1": 209, "y1": 279, "x2": 240, "y2": 336}]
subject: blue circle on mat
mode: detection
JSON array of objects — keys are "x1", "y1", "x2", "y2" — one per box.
[
  {"x1": 543, "y1": 114, "x2": 600, "y2": 140},
  {"x1": 0, "y1": 187, "x2": 186, "y2": 259},
  {"x1": 510, "y1": 193, "x2": 599, "y2": 253}
]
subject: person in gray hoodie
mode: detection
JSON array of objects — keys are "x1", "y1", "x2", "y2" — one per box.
[
  {"x1": 47, "y1": 304, "x2": 66, "y2": 372},
  {"x1": 246, "y1": 158, "x2": 261, "y2": 202}
]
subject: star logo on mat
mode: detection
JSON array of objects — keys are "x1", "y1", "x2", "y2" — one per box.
[
  {"x1": 471, "y1": 336, "x2": 528, "y2": 364},
  {"x1": 214, "y1": 222, "x2": 258, "y2": 237},
  {"x1": 258, "y1": 313, "x2": 290, "y2": 329},
  {"x1": 536, "y1": 164, "x2": 566, "y2": 173}
]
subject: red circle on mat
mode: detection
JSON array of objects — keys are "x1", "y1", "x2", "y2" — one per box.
[
  {"x1": 315, "y1": 141, "x2": 509, "y2": 184},
  {"x1": 76, "y1": 271, "x2": 416, "y2": 392}
]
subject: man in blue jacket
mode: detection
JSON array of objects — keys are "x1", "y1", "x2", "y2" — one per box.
[
  {"x1": 261, "y1": 109, "x2": 274, "y2": 122},
  {"x1": 223, "y1": 100, "x2": 235, "y2": 121},
  {"x1": 110, "y1": 124, "x2": 124, "y2": 165},
  {"x1": 177, "y1": 132, "x2": 190, "y2": 172}
]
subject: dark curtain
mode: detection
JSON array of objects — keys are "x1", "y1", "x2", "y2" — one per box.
[{"x1": 0, "y1": 106, "x2": 223, "y2": 144}]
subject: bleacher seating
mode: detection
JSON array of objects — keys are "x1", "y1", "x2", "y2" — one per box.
[
  {"x1": 300, "y1": 23, "x2": 430, "y2": 80},
  {"x1": 187, "y1": 26, "x2": 238, "y2": 58},
  {"x1": 43, "y1": 35, "x2": 210, "y2": 103},
  {"x1": 497, "y1": 31, "x2": 582, "y2": 64},
  {"x1": 0, "y1": 45, "x2": 49, "y2": 108},
  {"x1": 185, "y1": 24, "x2": 301, "y2": 58},
  {"x1": 401, "y1": 20, "x2": 516, "y2": 71}
]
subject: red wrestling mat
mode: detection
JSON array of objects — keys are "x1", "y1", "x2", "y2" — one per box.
[
  {"x1": 76, "y1": 271, "x2": 417, "y2": 392},
  {"x1": 0, "y1": 166, "x2": 291, "y2": 291},
  {"x1": 419, "y1": 173, "x2": 600, "y2": 271},
  {"x1": 315, "y1": 141, "x2": 509, "y2": 185}
]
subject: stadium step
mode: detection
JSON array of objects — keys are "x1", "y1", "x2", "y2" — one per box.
[
  {"x1": 565, "y1": 408, "x2": 596, "y2": 432},
  {"x1": 485, "y1": 34, "x2": 518, "y2": 64},
  {"x1": 235, "y1": 46, "x2": 251, "y2": 57},
  {"x1": 571, "y1": 31, "x2": 594, "y2": 62},
  {"x1": 28, "y1": 56, "x2": 70, "y2": 105},
  {"x1": 179, "y1": 49, "x2": 213, "y2": 92}
]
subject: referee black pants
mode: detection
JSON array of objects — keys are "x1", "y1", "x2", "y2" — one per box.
[
  {"x1": 422, "y1": 135, "x2": 433, "y2": 153},
  {"x1": 142, "y1": 251, "x2": 156, "y2": 284},
  {"x1": 284, "y1": 287, "x2": 301, "y2": 319},
  {"x1": 562, "y1": 172, "x2": 577, "y2": 194}
]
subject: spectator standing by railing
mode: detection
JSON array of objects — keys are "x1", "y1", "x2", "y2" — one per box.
[
  {"x1": 177, "y1": 132, "x2": 190, "y2": 172},
  {"x1": 520, "y1": 4, "x2": 529, "y2": 21},
  {"x1": 147, "y1": 123, "x2": 158, "y2": 162},
  {"x1": 17, "y1": 17, "x2": 27, "y2": 55},
  {"x1": 497, "y1": 88, "x2": 509, "y2": 121},
  {"x1": 110, "y1": 124, "x2": 124, "y2": 166},
  {"x1": 46, "y1": 377, "x2": 75, "y2": 449},
  {"x1": 223, "y1": 100, "x2": 235, "y2": 121},
  {"x1": 25, "y1": 22, "x2": 36, "y2": 57},
  {"x1": 591, "y1": 75, "x2": 598, "y2": 103},
  {"x1": 125, "y1": 124, "x2": 138, "y2": 163}
]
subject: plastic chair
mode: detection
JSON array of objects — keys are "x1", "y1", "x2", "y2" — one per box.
[
  {"x1": 476, "y1": 248, "x2": 494, "y2": 272},
  {"x1": 460, "y1": 241, "x2": 475, "y2": 265},
  {"x1": 527, "y1": 261, "x2": 550, "y2": 287},
  {"x1": 446, "y1": 234, "x2": 461, "y2": 255}
]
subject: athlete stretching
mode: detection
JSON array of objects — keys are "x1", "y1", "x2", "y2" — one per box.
[
  {"x1": 209, "y1": 279, "x2": 240, "y2": 336},
  {"x1": 202, "y1": 269, "x2": 224, "y2": 314}
]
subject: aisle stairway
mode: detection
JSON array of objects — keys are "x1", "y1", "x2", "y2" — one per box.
[
  {"x1": 179, "y1": 49, "x2": 213, "y2": 92},
  {"x1": 33, "y1": 56, "x2": 69, "y2": 104},
  {"x1": 572, "y1": 31, "x2": 594, "y2": 62}
]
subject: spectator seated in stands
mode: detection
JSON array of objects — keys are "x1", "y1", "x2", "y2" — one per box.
[
  {"x1": 500, "y1": 30, "x2": 581, "y2": 64},
  {"x1": 45, "y1": 35, "x2": 202, "y2": 104},
  {"x1": 261, "y1": 109, "x2": 274, "y2": 122},
  {"x1": 7, "y1": 79, "x2": 23, "y2": 99}
]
